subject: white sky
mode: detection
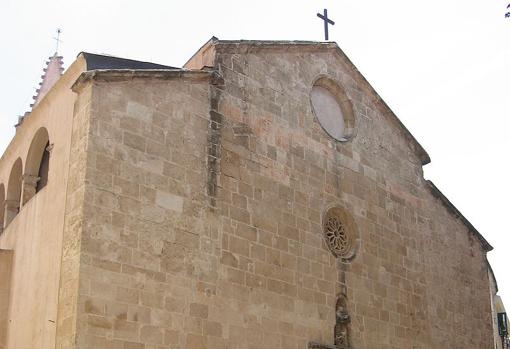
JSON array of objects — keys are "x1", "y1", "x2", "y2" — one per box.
[{"x1": 1, "y1": 0, "x2": 509, "y2": 305}]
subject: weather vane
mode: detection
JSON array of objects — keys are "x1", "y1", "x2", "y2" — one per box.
[
  {"x1": 53, "y1": 28, "x2": 62, "y2": 53},
  {"x1": 317, "y1": 9, "x2": 335, "y2": 41},
  {"x1": 506, "y1": 4, "x2": 510, "y2": 18}
]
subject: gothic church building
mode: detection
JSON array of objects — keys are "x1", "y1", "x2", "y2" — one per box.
[{"x1": 0, "y1": 38, "x2": 496, "y2": 348}]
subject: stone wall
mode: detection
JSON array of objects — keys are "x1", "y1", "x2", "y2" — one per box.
[
  {"x1": 74, "y1": 43, "x2": 493, "y2": 349},
  {"x1": 0, "y1": 250, "x2": 13, "y2": 349},
  {"x1": 207, "y1": 44, "x2": 492, "y2": 348},
  {"x1": 74, "y1": 73, "x2": 220, "y2": 348},
  {"x1": 55, "y1": 82, "x2": 94, "y2": 348}
]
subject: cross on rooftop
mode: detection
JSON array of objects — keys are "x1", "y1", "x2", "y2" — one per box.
[
  {"x1": 317, "y1": 9, "x2": 335, "y2": 41},
  {"x1": 53, "y1": 28, "x2": 62, "y2": 53}
]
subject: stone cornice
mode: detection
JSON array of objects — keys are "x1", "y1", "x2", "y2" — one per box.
[{"x1": 71, "y1": 69, "x2": 220, "y2": 93}]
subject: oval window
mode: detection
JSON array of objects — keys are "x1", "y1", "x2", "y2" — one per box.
[
  {"x1": 310, "y1": 77, "x2": 356, "y2": 142},
  {"x1": 311, "y1": 85, "x2": 346, "y2": 141}
]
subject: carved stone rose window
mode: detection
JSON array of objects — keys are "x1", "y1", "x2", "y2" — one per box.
[
  {"x1": 324, "y1": 215, "x2": 351, "y2": 257},
  {"x1": 322, "y1": 206, "x2": 357, "y2": 259}
]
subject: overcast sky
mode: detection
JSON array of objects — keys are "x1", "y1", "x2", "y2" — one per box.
[{"x1": 1, "y1": 0, "x2": 509, "y2": 305}]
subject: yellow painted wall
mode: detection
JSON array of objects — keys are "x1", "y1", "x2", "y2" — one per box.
[{"x1": 0, "y1": 56, "x2": 85, "y2": 349}]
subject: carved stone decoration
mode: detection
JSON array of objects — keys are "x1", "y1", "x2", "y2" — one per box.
[
  {"x1": 324, "y1": 215, "x2": 350, "y2": 257},
  {"x1": 334, "y1": 295, "x2": 350, "y2": 348},
  {"x1": 308, "y1": 294, "x2": 352, "y2": 349},
  {"x1": 309, "y1": 206, "x2": 357, "y2": 349},
  {"x1": 322, "y1": 206, "x2": 358, "y2": 259}
]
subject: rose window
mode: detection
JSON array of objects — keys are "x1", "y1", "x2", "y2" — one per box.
[{"x1": 323, "y1": 207, "x2": 355, "y2": 258}]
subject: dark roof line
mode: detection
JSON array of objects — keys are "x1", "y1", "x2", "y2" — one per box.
[
  {"x1": 79, "y1": 52, "x2": 177, "y2": 71},
  {"x1": 427, "y1": 180, "x2": 493, "y2": 252}
]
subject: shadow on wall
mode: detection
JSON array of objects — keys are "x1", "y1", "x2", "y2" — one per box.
[{"x1": 5, "y1": 158, "x2": 22, "y2": 227}]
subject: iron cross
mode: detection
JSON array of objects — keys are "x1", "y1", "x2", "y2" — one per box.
[
  {"x1": 317, "y1": 9, "x2": 335, "y2": 41},
  {"x1": 53, "y1": 28, "x2": 62, "y2": 53}
]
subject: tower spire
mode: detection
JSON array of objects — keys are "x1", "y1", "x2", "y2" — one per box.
[
  {"x1": 31, "y1": 29, "x2": 64, "y2": 109},
  {"x1": 30, "y1": 53, "x2": 64, "y2": 109},
  {"x1": 16, "y1": 36, "x2": 65, "y2": 127}
]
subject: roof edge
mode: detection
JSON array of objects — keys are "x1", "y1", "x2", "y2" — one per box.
[
  {"x1": 78, "y1": 52, "x2": 178, "y2": 70},
  {"x1": 183, "y1": 36, "x2": 218, "y2": 69},
  {"x1": 427, "y1": 180, "x2": 493, "y2": 252}
]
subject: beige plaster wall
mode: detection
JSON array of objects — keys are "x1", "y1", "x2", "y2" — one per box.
[
  {"x1": 0, "y1": 250, "x2": 13, "y2": 349},
  {"x1": 0, "y1": 56, "x2": 85, "y2": 349},
  {"x1": 72, "y1": 43, "x2": 492, "y2": 349}
]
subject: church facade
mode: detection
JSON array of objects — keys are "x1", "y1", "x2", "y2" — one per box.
[{"x1": 0, "y1": 38, "x2": 496, "y2": 348}]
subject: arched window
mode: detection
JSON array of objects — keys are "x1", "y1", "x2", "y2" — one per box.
[
  {"x1": 0, "y1": 184, "x2": 5, "y2": 233},
  {"x1": 23, "y1": 127, "x2": 50, "y2": 205},
  {"x1": 5, "y1": 158, "x2": 22, "y2": 227},
  {"x1": 36, "y1": 141, "x2": 50, "y2": 192}
]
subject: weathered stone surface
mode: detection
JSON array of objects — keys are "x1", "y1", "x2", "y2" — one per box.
[
  {"x1": 155, "y1": 190, "x2": 184, "y2": 212},
  {"x1": 0, "y1": 40, "x2": 495, "y2": 349}
]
